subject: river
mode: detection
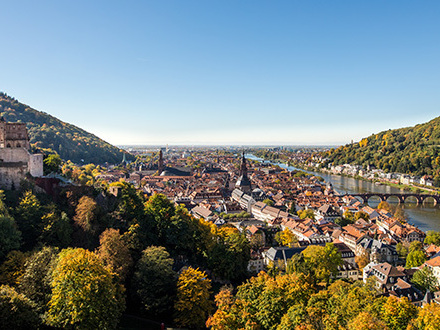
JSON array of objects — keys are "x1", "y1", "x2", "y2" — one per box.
[{"x1": 246, "y1": 154, "x2": 440, "y2": 232}]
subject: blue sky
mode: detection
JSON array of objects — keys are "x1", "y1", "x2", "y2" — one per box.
[{"x1": 1, "y1": 1, "x2": 440, "y2": 146}]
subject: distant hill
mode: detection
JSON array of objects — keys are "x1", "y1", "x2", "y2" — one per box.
[
  {"x1": 322, "y1": 116, "x2": 440, "y2": 183},
  {"x1": 0, "y1": 92, "x2": 132, "y2": 164}
]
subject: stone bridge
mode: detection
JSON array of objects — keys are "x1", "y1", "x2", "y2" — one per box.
[{"x1": 340, "y1": 193, "x2": 440, "y2": 206}]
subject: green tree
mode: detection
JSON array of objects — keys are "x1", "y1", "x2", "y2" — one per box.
[
  {"x1": 132, "y1": 246, "x2": 176, "y2": 317},
  {"x1": 411, "y1": 267, "x2": 438, "y2": 292},
  {"x1": 0, "y1": 251, "x2": 30, "y2": 286},
  {"x1": 394, "y1": 206, "x2": 407, "y2": 222},
  {"x1": 409, "y1": 240, "x2": 423, "y2": 253},
  {"x1": 14, "y1": 191, "x2": 43, "y2": 250},
  {"x1": 43, "y1": 153, "x2": 62, "y2": 174},
  {"x1": 40, "y1": 210, "x2": 72, "y2": 248},
  {"x1": 0, "y1": 285, "x2": 39, "y2": 329},
  {"x1": 406, "y1": 250, "x2": 426, "y2": 268},
  {"x1": 18, "y1": 246, "x2": 58, "y2": 313},
  {"x1": 298, "y1": 209, "x2": 315, "y2": 220},
  {"x1": 395, "y1": 242, "x2": 408, "y2": 259},
  {"x1": 208, "y1": 227, "x2": 250, "y2": 281},
  {"x1": 174, "y1": 267, "x2": 212, "y2": 329},
  {"x1": 289, "y1": 200, "x2": 296, "y2": 214},
  {"x1": 263, "y1": 198, "x2": 275, "y2": 206},
  {"x1": 302, "y1": 243, "x2": 342, "y2": 285},
  {"x1": 0, "y1": 216, "x2": 21, "y2": 261},
  {"x1": 45, "y1": 248, "x2": 125, "y2": 330},
  {"x1": 424, "y1": 231, "x2": 440, "y2": 246},
  {"x1": 355, "y1": 211, "x2": 370, "y2": 221}
]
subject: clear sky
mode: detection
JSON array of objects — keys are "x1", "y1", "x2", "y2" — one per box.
[{"x1": 1, "y1": 1, "x2": 439, "y2": 146}]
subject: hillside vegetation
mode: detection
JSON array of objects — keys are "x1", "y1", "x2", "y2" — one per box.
[
  {"x1": 323, "y1": 116, "x2": 440, "y2": 183},
  {"x1": 0, "y1": 92, "x2": 131, "y2": 164}
]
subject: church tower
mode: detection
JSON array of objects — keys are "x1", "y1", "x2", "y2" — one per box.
[
  {"x1": 235, "y1": 152, "x2": 252, "y2": 193},
  {"x1": 158, "y1": 149, "x2": 164, "y2": 173}
]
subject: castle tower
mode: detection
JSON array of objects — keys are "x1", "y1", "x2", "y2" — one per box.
[{"x1": 0, "y1": 118, "x2": 30, "y2": 149}]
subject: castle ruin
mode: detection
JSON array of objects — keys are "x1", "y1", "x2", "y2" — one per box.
[{"x1": 0, "y1": 118, "x2": 43, "y2": 189}]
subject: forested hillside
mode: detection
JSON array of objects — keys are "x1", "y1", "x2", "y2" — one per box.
[
  {"x1": 323, "y1": 116, "x2": 440, "y2": 182},
  {"x1": 0, "y1": 92, "x2": 132, "y2": 164}
]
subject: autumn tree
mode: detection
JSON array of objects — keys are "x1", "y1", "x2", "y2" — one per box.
[
  {"x1": 45, "y1": 248, "x2": 125, "y2": 330},
  {"x1": 275, "y1": 228, "x2": 298, "y2": 247},
  {"x1": 96, "y1": 228, "x2": 133, "y2": 282},
  {"x1": 355, "y1": 250, "x2": 371, "y2": 271},
  {"x1": 381, "y1": 296, "x2": 417, "y2": 330},
  {"x1": 377, "y1": 201, "x2": 393, "y2": 213},
  {"x1": 174, "y1": 267, "x2": 212, "y2": 329},
  {"x1": 250, "y1": 231, "x2": 265, "y2": 250},
  {"x1": 73, "y1": 196, "x2": 99, "y2": 233},
  {"x1": 409, "y1": 302, "x2": 440, "y2": 329},
  {"x1": 131, "y1": 246, "x2": 176, "y2": 317},
  {"x1": 347, "y1": 311, "x2": 388, "y2": 330},
  {"x1": 206, "y1": 286, "x2": 238, "y2": 329}
]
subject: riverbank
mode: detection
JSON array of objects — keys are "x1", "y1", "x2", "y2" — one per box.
[
  {"x1": 254, "y1": 155, "x2": 440, "y2": 196},
  {"x1": 248, "y1": 153, "x2": 440, "y2": 232}
]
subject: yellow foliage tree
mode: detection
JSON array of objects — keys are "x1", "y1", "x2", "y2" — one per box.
[
  {"x1": 45, "y1": 248, "x2": 125, "y2": 330},
  {"x1": 174, "y1": 267, "x2": 212, "y2": 328},
  {"x1": 408, "y1": 302, "x2": 440, "y2": 330},
  {"x1": 347, "y1": 311, "x2": 388, "y2": 330}
]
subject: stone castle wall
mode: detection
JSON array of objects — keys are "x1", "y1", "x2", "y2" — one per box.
[{"x1": 0, "y1": 120, "x2": 43, "y2": 189}]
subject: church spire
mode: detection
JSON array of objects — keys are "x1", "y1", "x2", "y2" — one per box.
[
  {"x1": 158, "y1": 149, "x2": 164, "y2": 173},
  {"x1": 240, "y1": 151, "x2": 248, "y2": 177}
]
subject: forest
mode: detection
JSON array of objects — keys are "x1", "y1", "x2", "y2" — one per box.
[
  {"x1": 0, "y1": 92, "x2": 132, "y2": 164},
  {"x1": 322, "y1": 116, "x2": 440, "y2": 185}
]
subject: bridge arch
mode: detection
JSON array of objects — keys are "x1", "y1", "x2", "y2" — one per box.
[
  {"x1": 401, "y1": 195, "x2": 420, "y2": 205},
  {"x1": 383, "y1": 195, "x2": 401, "y2": 205},
  {"x1": 420, "y1": 195, "x2": 438, "y2": 206},
  {"x1": 364, "y1": 194, "x2": 384, "y2": 206}
]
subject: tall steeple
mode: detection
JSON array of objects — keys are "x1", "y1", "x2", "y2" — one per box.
[
  {"x1": 240, "y1": 151, "x2": 248, "y2": 177},
  {"x1": 158, "y1": 149, "x2": 164, "y2": 173},
  {"x1": 235, "y1": 151, "x2": 252, "y2": 193}
]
